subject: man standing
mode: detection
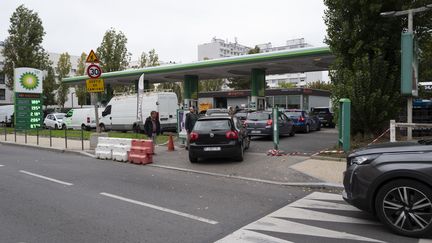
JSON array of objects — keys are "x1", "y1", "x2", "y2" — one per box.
[
  {"x1": 144, "y1": 111, "x2": 161, "y2": 146},
  {"x1": 185, "y1": 106, "x2": 198, "y2": 149}
]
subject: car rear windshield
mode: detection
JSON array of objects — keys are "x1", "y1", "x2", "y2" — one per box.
[
  {"x1": 194, "y1": 119, "x2": 231, "y2": 131},
  {"x1": 285, "y1": 111, "x2": 302, "y2": 117},
  {"x1": 247, "y1": 113, "x2": 271, "y2": 120},
  {"x1": 312, "y1": 108, "x2": 329, "y2": 114}
]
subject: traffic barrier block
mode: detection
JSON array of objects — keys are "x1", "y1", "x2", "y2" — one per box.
[
  {"x1": 96, "y1": 137, "x2": 132, "y2": 161},
  {"x1": 128, "y1": 139, "x2": 154, "y2": 165},
  {"x1": 95, "y1": 145, "x2": 112, "y2": 159}
]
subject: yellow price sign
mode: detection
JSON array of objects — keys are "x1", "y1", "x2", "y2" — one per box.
[{"x1": 86, "y1": 79, "x2": 104, "y2": 93}]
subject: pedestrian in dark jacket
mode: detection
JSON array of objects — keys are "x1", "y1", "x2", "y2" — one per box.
[
  {"x1": 185, "y1": 106, "x2": 198, "y2": 149},
  {"x1": 144, "y1": 111, "x2": 161, "y2": 145}
]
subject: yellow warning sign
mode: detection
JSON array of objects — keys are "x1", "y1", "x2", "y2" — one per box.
[
  {"x1": 86, "y1": 50, "x2": 99, "y2": 63},
  {"x1": 86, "y1": 79, "x2": 104, "y2": 93}
]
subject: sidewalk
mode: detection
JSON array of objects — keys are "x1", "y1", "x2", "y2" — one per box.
[
  {"x1": 0, "y1": 133, "x2": 91, "y2": 152},
  {"x1": 0, "y1": 134, "x2": 345, "y2": 188}
]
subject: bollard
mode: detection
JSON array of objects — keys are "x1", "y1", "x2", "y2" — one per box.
[
  {"x1": 25, "y1": 129, "x2": 27, "y2": 144},
  {"x1": 65, "y1": 128, "x2": 68, "y2": 149},
  {"x1": 81, "y1": 127, "x2": 84, "y2": 150},
  {"x1": 49, "y1": 128, "x2": 52, "y2": 147},
  {"x1": 4, "y1": 126, "x2": 6, "y2": 141},
  {"x1": 37, "y1": 128, "x2": 39, "y2": 145},
  {"x1": 14, "y1": 128, "x2": 16, "y2": 142}
]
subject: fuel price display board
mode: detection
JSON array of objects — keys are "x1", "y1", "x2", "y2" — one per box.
[{"x1": 15, "y1": 93, "x2": 43, "y2": 130}]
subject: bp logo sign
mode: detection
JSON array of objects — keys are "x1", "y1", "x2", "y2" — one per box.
[{"x1": 14, "y1": 68, "x2": 43, "y2": 93}]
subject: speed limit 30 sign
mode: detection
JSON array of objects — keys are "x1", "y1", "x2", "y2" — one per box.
[{"x1": 87, "y1": 64, "x2": 102, "y2": 79}]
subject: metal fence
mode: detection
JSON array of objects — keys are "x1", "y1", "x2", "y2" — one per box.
[{"x1": 0, "y1": 126, "x2": 90, "y2": 150}]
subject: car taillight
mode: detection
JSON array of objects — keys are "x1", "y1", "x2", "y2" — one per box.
[
  {"x1": 299, "y1": 116, "x2": 305, "y2": 122},
  {"x1": 226, "y1": 130, "x2": 239, "y2": 139},
  {"x1": 190, "y1": 132, "x2": 199, "y2": 141},
  {"x1": 87, "y1": 117, "x2": 90, "y2": 123},
  {"x1": 267, "y1": 119, "x2": 273, "y2": 126}
]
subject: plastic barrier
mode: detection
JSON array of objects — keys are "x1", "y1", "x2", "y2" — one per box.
[
  {"x1": 128, "y1": 139, "x2": 153, "y2": 165},
  {"x1": 95, "y1": 137, "x2": 132, "y2": 161}
]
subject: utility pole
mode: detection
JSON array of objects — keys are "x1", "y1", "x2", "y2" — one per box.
[{"x1": 381, "y1": 4, "x2": 432, "y2": 140}]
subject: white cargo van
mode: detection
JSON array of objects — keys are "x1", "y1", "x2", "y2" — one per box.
[
  {"x1": 0, "y1": 105, "x2": 14, "y2": 127},
  {"x1": 63, "y1": 108, "x2": 102, "y2": 130},
  {"x1": 99, "y1": 92, "x2": 178, "y2": 132}
]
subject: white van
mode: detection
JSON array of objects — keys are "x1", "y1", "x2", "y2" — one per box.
[
  {"x1": 0, "y1": 105, "x2": 14, "y2": 127},
  {"x1": 63, "y1": 108, "x2": 102, "y2": 130},
  {"x1": 99, "y1": 92, "x2": 178, "y2": 132}
]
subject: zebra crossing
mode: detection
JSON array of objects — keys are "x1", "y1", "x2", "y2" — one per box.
[{"x1": 216, "y1": 192, "x2": 429, "y2": 243}]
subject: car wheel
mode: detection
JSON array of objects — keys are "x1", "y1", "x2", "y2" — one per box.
[
  {"x1": 305, "y1": 124, "x2": 310, "y2": 133},
  {"x1": 54, "y1": 124, "x2": 58, "y2": 130},
  {"x1": 329, "y1": 122, "x2": 336, "y2": 128},
  {"x1": 43, "y1": 123, "x2": 47, "y2": 129},
  {"x1": 235, "y1": 145, "x2": 244, "y2": 162},
  {"x1": 375, "y1": 179, "x2": 432, "y2": 237},
  {"x1": 133, "y1": 124, "x2": 141, "y2": 133},
  {"x1": 99, "y1": 124, "x2": 106, "y2": 132},
  {"x1": 61, "y1": 124, "x2": 66, "y2": 130},
  {"x1": 316, "y1": 123, "x2": 321, "y2": 131},
  {"x1": 289, "y1": 128, "x2": 295, "y2": 137},
  {"x1": 245, "y1": 136, "x2": 250, "y2": 150},
  {"x1": 189, "y1": 153, "x2": 198, "y2": 163}
]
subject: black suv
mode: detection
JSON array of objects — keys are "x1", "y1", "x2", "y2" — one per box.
[
  {"x1": 311, "y1": 107, "x2": 335, "y2": 128},
  {"x1": 343, "y1": 140, "x2": 432, "y2": 237},
  {"x1": 188, "y1": 115, "x2": 250, "y2": 163}
]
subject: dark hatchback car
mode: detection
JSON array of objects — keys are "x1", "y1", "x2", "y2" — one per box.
[
  {"x1": 284, "y1": 109, "x2": 320, "y2": 133},
  {"x1": 188, "y1": 116, "x2": 250, "y2": 163},
  {"x1": 311, "y1": 107, "x2": 335, "y2": 128},
  {"x1": 245, "y1": 111, "x2": 295, "y2": 137},
  {"x1": 343, "y1": 140, "x2": 432, "y2": 237}
]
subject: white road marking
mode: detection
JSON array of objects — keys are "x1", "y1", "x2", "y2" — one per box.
[
  {"x1": 100, "y1": 192, "x2": 218, "y2": 225},
  {"x1": 289, "y1": 198, "x2": 362, "y2": 211},
  {"x1": 0, "y1": 165, "x2": 4, "y2": 167},
  {"x1": 19, "y1": 170, "x2": 73, "y2": 186},
  {"x1": 217, "y1": 229, "x2": 294, "y2": 243},
  {"x1": 267, "y1": 206, "x2": 379, "y2": 225},
  {"x1": 217, "y1": 192, "x2": 385, "y2": 243}
]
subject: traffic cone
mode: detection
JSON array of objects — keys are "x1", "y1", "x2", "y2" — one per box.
[{"x1": 167, "y1": 134, "x2": 175, "y2": 151}]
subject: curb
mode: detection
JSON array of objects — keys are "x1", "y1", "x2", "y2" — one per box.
[
  {"x1": 147, "y1": 164, "x2": 344, "y2": 190},
  {"x1": 310, "y1": 155, "x2": 346, "y2": 162},
  {"x1": 0, "y1": 141, "x2": 96, "y2": 158}
]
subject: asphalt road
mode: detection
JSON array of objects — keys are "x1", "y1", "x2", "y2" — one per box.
[
  {"x1": 248, "y1": 127, "x2": 338, "y2": 154},
  {"x1": 0, "y1": 144, "x2": 307, "y2": 243}
]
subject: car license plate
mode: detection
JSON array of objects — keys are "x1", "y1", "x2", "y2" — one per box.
[
  {"x1": 204, "y1": 147, "x2": 221, "y2": 151},
  {"x1": 251, "y1": 130, "x2": 261, "y2": 134}
]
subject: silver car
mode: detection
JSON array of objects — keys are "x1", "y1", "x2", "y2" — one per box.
[{"x1": 43, "y1": 113, "x2": 66, "y2": 129}]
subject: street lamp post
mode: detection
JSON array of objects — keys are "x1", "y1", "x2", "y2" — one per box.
[{"x1": 381, "y1": 5, "x2": 432, "y2": 140}]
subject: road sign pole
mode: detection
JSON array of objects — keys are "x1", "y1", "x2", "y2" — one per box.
[{"x1": 92, "y1": 93, "x2": 100, "y2": 133}]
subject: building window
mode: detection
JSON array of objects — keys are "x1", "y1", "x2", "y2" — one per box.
[
  {"x1": 0, "y1": 71, "x2": 5, "y2": 84},
  {"x1": 287, "y1": 95, "x2": 301, "y2": 109},
  {"x1": 0, "y1": 89, "x2": 5, "y2": 100},
  {"x1": 274, "y1": 95, "x2": 287, "y2": 109}
]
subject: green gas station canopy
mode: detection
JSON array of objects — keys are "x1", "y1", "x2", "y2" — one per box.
[{"x1": 63, "y1": 46, "x2": 333, "y2": 85}]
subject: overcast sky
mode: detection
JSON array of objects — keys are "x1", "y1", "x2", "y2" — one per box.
[{"x1": 0, "y1": 0, "x2": 328, "y2": 63}]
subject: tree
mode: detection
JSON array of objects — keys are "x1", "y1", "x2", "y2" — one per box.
[
  {"x1": 158, "y1": 82, "x2": 183, "y2": 104},
  {"x1": 199, "y1": 79, "x2": 224, "y2": 92},
  {"x1": 139, "y1": 49, "x2": 160, "y2": 68},
  {"x1": 278, "y1": 82, "x2": 297, "y2": 88},
  {"x1": 56, "y1": 52, "x2": 72, "y2": 107},
  {"x1": 75, "y1": 52, "x2": 88, "y2": 107},
  {"x1": 1, "y1": 5, "x2": 50, "y2": 89},
  {"x1": 43, "y1": 66, "x2": 57, "y2": 107},
  {"x1": 306, "y1": 81, "x2": 334, "y2": 91},
  {"x1": 323, "y1": 1, "x2": 432, "y2": 137},
  {"x1": 96, "y1": 28, "x2": 130, "y2": 72},
  {"x1": 227, "y1": 46, "x2": 261, "y2": 90}
]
